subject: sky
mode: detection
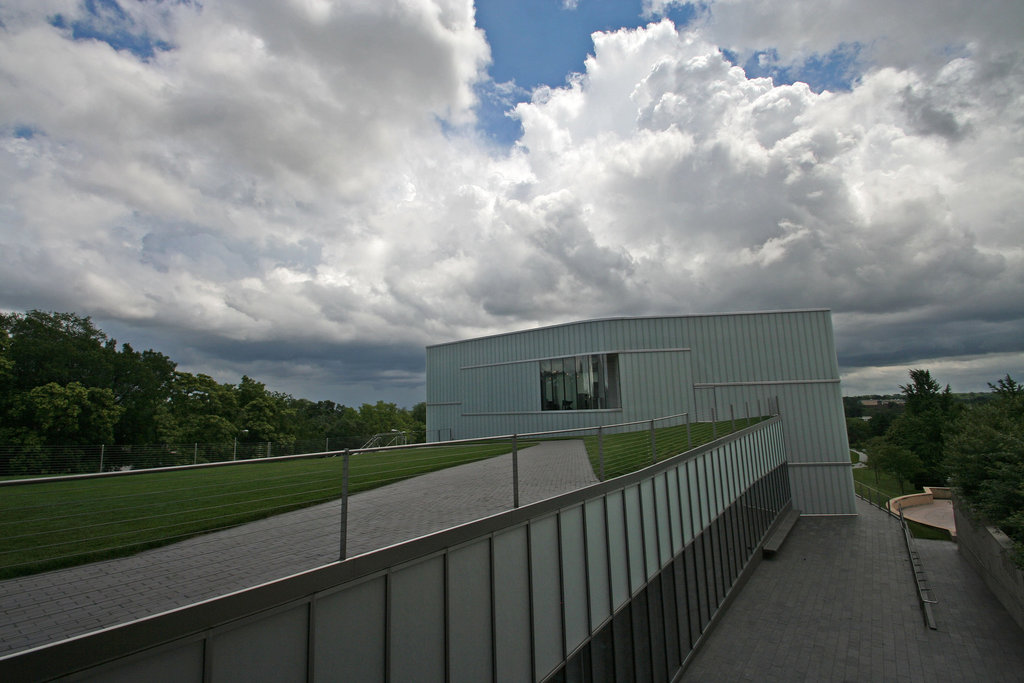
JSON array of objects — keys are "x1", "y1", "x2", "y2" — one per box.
[{"x1": 1, "y1": 0, "x2": 1022, "y2": 407}]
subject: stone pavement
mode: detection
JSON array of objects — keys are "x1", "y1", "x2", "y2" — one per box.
[
  {"x1": 901, "y1": 499, "x2": 956, "y2": 535},
  {"x1": 682, "y1": 497, "x2": 1024, "y2": 681},
  {"x1": 0, "y1": 441, "x2": 597, "y2": 656}
]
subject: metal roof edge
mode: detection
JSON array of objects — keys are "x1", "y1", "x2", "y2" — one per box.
[{"x1": 425, "y1": 309, "x2": 833, "y2": 349}]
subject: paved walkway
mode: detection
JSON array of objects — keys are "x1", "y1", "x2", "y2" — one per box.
[
  {"x1": 0, "y1": 441, "x2": 598, "y2": 655},
  {"x1": 682, "y1": 497, "x2": 1024, "y2": 681},
  {"x1": 901, "y1": 499, "x2": 956, "y2": 535}
]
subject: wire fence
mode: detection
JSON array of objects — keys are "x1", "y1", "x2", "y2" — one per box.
[
  {"x1": 0, "y1": 434, "x2": 411, "y2": 478},
  {"x1": 0, "y1": 404, "x2": 776, "y2": 583}
]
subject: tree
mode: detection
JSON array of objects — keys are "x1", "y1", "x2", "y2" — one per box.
[
  {"x1": 865, "y1": 435, "x2": 922, "y2": 494},
  {"x1": 885, "y1": 369, "x2": 956, "y2": 485},
  {"x1": 18, "y1": 382, "x2": 123, "y2": 445},
  {"x1": 945, "y1": 375, "x2": 1024, "y2": 566},
  {"x1": 846, "y1": 417, "x2": 871, "y2": 447},
  {"x1": 157, "y1": 372, "x2": 240, "y2": 444}
]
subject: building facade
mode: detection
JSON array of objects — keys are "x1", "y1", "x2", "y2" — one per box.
[{"x1": 426, "y1": 309, "x2": 855, "y2": 514}]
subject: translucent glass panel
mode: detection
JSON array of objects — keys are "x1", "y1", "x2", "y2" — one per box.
[
  {"x1": 449, "y1": 540, "x2": 492, "y2": 682},
  {"x1": 210, "y1": 604, "x2": 309, "y2": 683},
  {"x1": 390, "y1": 556, "x2": 445, "y2": 682},
  {"x1": 315, "y1": 577, "x2": 386, "y2": 681},
  {"x1": 531, "y1": 515, "x2": 563, "y2": 680},
  {"x1": 493, "y1": 526, "x2": 532, "y2": 682}
]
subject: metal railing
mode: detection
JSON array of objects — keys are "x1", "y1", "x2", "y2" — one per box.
[
  {"x1": 853, "y1": 480, "x2": 937, "y2": 629},
  {"x1": 0, "y1": 407, "x2": 774, "y2": 581},
  {"x1": 0, "y1": 417, "x2": 792, "y2": 682}
]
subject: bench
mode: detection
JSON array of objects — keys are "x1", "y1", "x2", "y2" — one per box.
[{"x1": 762, "y1": 508, "x2": 801, "y2": 558}]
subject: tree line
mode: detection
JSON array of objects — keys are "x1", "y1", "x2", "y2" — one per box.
[
  {"x1": 847, "y1": 369, "x2": 1023, "y2": 564},
  {"x1": 0, "y1": 310, "x2": 426, "y2": 452}
]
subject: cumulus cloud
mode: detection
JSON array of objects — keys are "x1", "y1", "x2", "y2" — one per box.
[{"x1": 1, "y1": 0, "x2": 1021, "y2": 404}]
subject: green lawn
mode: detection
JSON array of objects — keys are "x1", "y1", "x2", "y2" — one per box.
[
  {"x1": 0, "y1": 442, "x2": 520, "y2": 579},
  {"x1": 582, "y1": 417, "x2": 769, "y2": 481}
]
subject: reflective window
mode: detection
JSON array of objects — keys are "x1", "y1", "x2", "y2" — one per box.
[{"x1": 540, "y1": 354, "x2": 620, "y2": 410}]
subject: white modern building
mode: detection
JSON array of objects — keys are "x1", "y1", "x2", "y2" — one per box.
[{"x1": 426, "y1": 309, "x2": 855, "y2": 514}]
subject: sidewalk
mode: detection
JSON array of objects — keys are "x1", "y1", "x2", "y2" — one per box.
[
  {"x1": 682, "y1": 497, "x2": 1024, "y2": 681},
  {"x1": 0, "y1": 441, "x2": 598, "y2": 655}
]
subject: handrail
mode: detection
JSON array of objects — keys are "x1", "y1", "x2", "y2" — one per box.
[{"x1": 897, "y1": 501, "x2": 938, "y2": 630}]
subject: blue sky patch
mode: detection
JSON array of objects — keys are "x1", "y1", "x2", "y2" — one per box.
[
  {"x1": 49, "y1": 0, "x2": 173, "y2": 62},
  {"x1": 731, "y1": 43, "x2": 864, "y2": 93},
  {"x1": 473, "y1": 0, "x2": 699, "y2": 145}
]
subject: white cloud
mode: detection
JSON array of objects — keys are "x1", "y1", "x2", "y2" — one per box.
[{"x1": 1, "y1": 1, "x2": 1022, "y2": 403}]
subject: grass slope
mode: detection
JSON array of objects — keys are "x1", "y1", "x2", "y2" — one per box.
[{"x1": 0, "y1": 443, "x2": 518, "y2": 579}]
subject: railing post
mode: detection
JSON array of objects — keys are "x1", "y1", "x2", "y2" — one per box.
[
  {"x1": 730, "y1": 404, "x2": 735, "y2": 432},
  {"x1": 512, "y1": 434, "x2": 520, "y2": 508},
  {"x1": 757, "y1": 398, "x2": 762, "y2": 418},
  {"x1": 650, "y1": 420, "x2": 657, "y2": 464},
  {"x1": 598, "y1": 426, "x2": 605, "y2": 481},
  {"x1": 686, "y1": 413, "x2": 691, "y2": 449},
  {"x1": 712, "y1": 407, "x2": 717, "y2": 439},
  {"x1": 745, "y1": 401, "x2": 750, "y2": 427},
  {"x1": 340, "y1": 449, "x2": 350, "y2": 560},
  {"x1": 99, "y1": 444, "x2": 104, "y2": 473}
]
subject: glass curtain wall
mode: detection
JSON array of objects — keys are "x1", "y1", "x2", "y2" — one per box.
[{"x1": 540, "y1": 354, "x2": 619, "y2": 410}]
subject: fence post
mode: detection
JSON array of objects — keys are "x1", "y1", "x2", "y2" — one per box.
[
  {"x1": 512, "y1": 434, "x2": 520, "y2": 509},
  {"x1": 712, "y1": 407, "x2": 717, "y2": 439},
  {"x1": 745, "y1": 401, "x2": 750, "y2": 427},
  {"x1": 267, "y1": 442, "x2": 272, "y2": 459},
  {"x1": 650, "y1": 420, "x2": 657, "y2": 464},
  {"x1": 193, "y1": 443, "x2": 198, "y2": 465},
  {"x1": 730, "y1": 404, "x2": 735, "y2": 432},
  {"x1": 686, "y1": 413, "x2": 691, "y2": 449},
  {"x1": 99, "y1": 444, "x2": 104, "y2": 473},
  {"x1": 598, "y1": 426, "x2": 605, "y2": 481},
  {"x1": 233, "y1": 438, "x2": 237, "y2": 461},
  {"x1": 340, "y1": 449, "x2": 350, "y2": 560},
  {"x1": 326, "y1": 437, "x2": 329, "y2": 452}
]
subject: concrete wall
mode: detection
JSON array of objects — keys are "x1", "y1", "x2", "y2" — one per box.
[{"x1": 953, "y1": 493, "x2": 1024, "y2": 632}]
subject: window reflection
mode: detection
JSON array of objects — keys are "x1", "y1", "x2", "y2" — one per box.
[{"x1": 540, "y1": 353, "x2": 620, "y2": 410}]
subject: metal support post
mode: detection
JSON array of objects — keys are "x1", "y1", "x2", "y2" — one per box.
[
  {"x1": 193, "y1": 443, "x2": 198, "y2": 465},
  {"x1": 730, "y1": 404, "x2": 735, "y2": 432},
  {"x1": 650, "y1": 420, "x2": 657, "y2": 464},
  {"x1": 686, "y1": 413, "x2": 691, "y2": 449},
  {"x1": 340, "y1": 449, "x2": 350, "y2": 560},
  {"x1": 512, "y1": 434, "x2": 520, "y2": 508},
  {"x1": 712, "y1": 407, "x2": 717, "y2": 439},
  {"x1": 99, "y1": 444, "x2": 104, "y2": 473},
  {"x1": 745, "y1": 401, "x2": 750, "y2": 427},
  {"x1": 598, "y1": 426, "x2": 605, "y2": 481}
]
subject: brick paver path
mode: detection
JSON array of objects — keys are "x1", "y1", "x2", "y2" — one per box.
[
  {"x1": 682, "y1": 497, "x2": 1024, "y2": 681},
  {"x1": 0, "y1": 441, "x2": 597, "y2": 655}
]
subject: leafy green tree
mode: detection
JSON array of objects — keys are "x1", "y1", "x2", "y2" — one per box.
[
  {"x1": 846, "y1": 417, "x2": 872, "y2": 446},
  {"x1": 110, "y1": 345, "x2": 177, "y2": 444},
  {"x1": 157, "y1": 372, "x2": 240, "y2": 444},
  {"x1": 18, "y1": 382, "x2": 123, "y2": 445},
  {"x1": 945, "y1": 375, "x2": 1024, "y2": 566},
  {"x1": 866, "y1": 435, "x2": 922, "y2": 494},
  {"x1": 885, "y1": 368, "x2": 956, "y2": 485}
]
